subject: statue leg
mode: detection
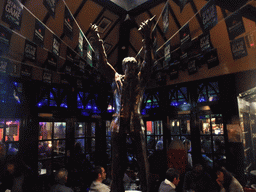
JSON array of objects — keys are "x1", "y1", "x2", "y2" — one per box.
[
  {"x1": 131, "y1": 130, "x2": 150, "y2": 192},
  {"x1": 111, "y1": 131, "x2": 126, "y2": 192}
]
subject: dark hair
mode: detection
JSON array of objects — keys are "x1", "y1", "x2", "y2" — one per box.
[
  {"x1": 216, "y1": 167, "x2": 233, "y2": 192},
  {"x1": 165, "y1": 168, "x2": 179, "y2": 182},
  {"x1": 92, "y1": 166, "x2": 103, "y2": 180}
]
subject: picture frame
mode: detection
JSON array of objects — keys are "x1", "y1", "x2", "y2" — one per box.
[
  {"x1": 97, "y1": 17, "x2": 112, "y2": 33},
  {"x1": 104, "y1": 42, "x2": 112, "y2": 53}
]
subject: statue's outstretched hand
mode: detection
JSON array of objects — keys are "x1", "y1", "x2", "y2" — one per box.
[
  {"x1": 89, "y1": 23, "x2": 101, "y2": 42},
  {"x1": 138, "y1": 15, "x2": 156, "y2": 38}
]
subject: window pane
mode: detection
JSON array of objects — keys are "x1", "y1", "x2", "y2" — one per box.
[
  {"x1": 88, "y1": 122, "x2": 96, "y2": 137},
  {"x1": 170, "y1": 120, "x2": 180, "y2": 135},
  {"x1": 199, "y1": 115, "x2": 211, "y2": 135},
  {"x1": 39, "y1": 122, "x2": 52, "y2": 140},
  {"x1": 5, "y1": 119, "x2": 20, "y2": 142},
  {"x1": 53, "y1": 140, "x2": 65, "y2": 157},
  {"x1": 153, "y1": 121, "x2": 163, "y2": 135},
  {"x1": 0, "y1": 119, "x2": 4, "y2": 142},
  {"x1": 86, "y1": 138, "x2": 95, "y2": 152},
  {"x1": 54, "y1": 122, "x2": 66, "y2": 139},
  {"x1": 75, "y1": 122, "x2": 85, "y2": 137},
  {"x1": 38, "y1": 141, "x2": 52, "y2": 160},
  {"x1": 211, "y1": 114, "x2": 224, "y2": 135},
  {"x1": 6, "y1": 142, "x2": 19, "y2": 155},
  {"x1": 180, "y1": 118, "x2": 190, "y2": 135},
  {"x1": 75, "y1": 139, "x2": 85, "y2": 154}
]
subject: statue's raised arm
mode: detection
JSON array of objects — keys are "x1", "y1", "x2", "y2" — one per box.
[
  {"x1": 90, "y1": 24, "x2": 116, "y2": 80},
  {"x1": 138, "y1": 16, "x2": 155, "y2": 85}
]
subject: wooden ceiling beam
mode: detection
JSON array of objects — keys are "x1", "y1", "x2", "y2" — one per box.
[
  {"x1": 189, "y1": 0, "x2": 204, "y2": 32},
  {"x1": 168, "y1": 3, "x2": 181, "y2": 29}
]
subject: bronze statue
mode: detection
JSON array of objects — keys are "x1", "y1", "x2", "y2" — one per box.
[{"x1": 90, "y1": 16, "x2": 155, "y2": 192}]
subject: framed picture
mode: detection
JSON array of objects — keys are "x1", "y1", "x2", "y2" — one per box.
[
  {"x1": 104, "y1": 42, "x2": 112, "y2": 53},
  {"x1": 98, "y1": 17, "x2": 112, "y2": 33}
]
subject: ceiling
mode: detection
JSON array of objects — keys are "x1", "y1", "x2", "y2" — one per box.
[{"x1": 1, "y1": 0, "x2": 256, "y2": 85}]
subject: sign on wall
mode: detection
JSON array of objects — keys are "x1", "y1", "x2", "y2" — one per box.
[
  {"x1": 225, "y1": 12, "x2": 245, "y2": 40},
  {"x1": 63, "y1": 6, "x2": 74, "y2": 40},
  {"x1": 24, "y1": 39, "x2": 37, "y2": 62},
  {"x1": 201, "y1": 0, "x2": 218, "y2": 32},
  {"x1": 43, "y1": 0, "x2": 58, "y2": 17},
  {"x1": 2, "y1": 0, "x2": 23, "y2": 30},
  {"x1": 230, "y1": 37, "x2": 248, "y2": 60},
  {"x1": 33, "y1": 19, "x2": 45, "y2": 48}
]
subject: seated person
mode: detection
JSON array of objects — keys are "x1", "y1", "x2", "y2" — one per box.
[
  {"x1": 216, "y1": 167, "x2": 244, "y2": 192},
  {"x1": 89, "y1": 166, "x2": 110, "y2": 192},
  {"x1": 183, "y1": 164, "x2": 216, "y2": 192},
  {"x1": 49, "y1": 168, "x2": 74, "y2": 192},
  {"x1": 1, "y1": 155, "x2": 32, "y2": 192},
  {"x1": 158, "y1": 168, "x2": 180, "y2": 192}
]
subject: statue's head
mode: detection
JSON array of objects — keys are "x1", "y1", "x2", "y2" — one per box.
[{"x1": 122, "y1": 57, "x2": 138, "y2": 75}]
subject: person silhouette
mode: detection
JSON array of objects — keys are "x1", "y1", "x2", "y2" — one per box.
[{"x1": 90, "y1": 15, "x2": 155, "y2": 192}]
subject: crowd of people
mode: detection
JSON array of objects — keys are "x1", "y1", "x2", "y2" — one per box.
[{"x1": 0, "y1": 137, "x2": 250, "y2": 192}]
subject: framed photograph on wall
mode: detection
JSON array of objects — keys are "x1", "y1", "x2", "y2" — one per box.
[
  {"x1": 104, "y1": 42, "x2": 112, "y2": 53},
  {"x1": 98, "y1": 17, "x2": 112, "y2": 33}
]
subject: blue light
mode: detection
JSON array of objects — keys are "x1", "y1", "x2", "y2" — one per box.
[
  {"x1": 87, "y1": 105, "x2": 91, "y2": 109},
  {"x1": 38, "y1": 103, "x2": 42, "y2": 107},
  {"x1": 14, "y1": 82, "x2": 18, "y2": 86}
]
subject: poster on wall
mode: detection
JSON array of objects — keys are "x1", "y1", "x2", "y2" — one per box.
[
  {"x1": 63, "y1": 6, "x2": 74, "y2": 40},
  {"x1": 0, "y1": 57, "x2": 9, "y2": 73},
  {"x1": 199, "y1": 32, "x2": 213, "y2": 53},
  {"x1": 24, "y1": 39, "x2": 37, "y2": 62},
  {"x1": 0, "y1": 24, "x2": 12, "y2": 55},
  {"x1": 45, "y1": 52, "x2": 57, "y2": 71},
  {"x1": 201, "y1": 0, "x2": 218, "y2": 32},
  {"x1": 230, "y1": 37, "x2": 248, "y2": 60},
  {"x1": 163, "y1": 4, "x2": 169, "y2": 34},
  {"x1": 43, "y1": 0, "x2": 58, "y2": 17},
  {"x1": 188, "y1": 59, "x2": 198, "y2": 75},
  {"x1": 78, "y1": 31, "x2": 83, "y2": 57},
  {"x1": 180, "y1": 23, "x2": 191, "y2": 51},
  {"x1": 225, "y1": 12, "x2": 245, "y2": 40},
  {"x1": 21, "y1": 64, "x2": 32, "y2": 78},
  {"x1": 205, "y1": 48, "x2": 219, "y2": 69},
  {"x1": 2, "y1": 0, "x2": 23, "y2": 30},
  {"x1": 42, "y1": 71, "x2": 52, "y2": 84},
  {"x1": 33, "y1": 19, "x2": 45, "y2": 48},
  {"x1": 87, "y1": 44, "x2": 93, "y2": 67},
  {"x1": 52, "y1": 35, "x2": 60, "y2": 57}
]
